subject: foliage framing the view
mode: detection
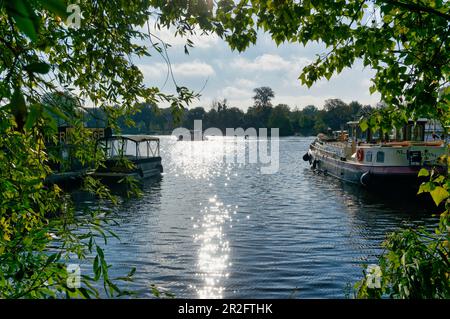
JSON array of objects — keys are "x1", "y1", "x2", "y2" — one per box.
[{"x1": 1, "y1": 0, "x2": 449, "y2": 299}]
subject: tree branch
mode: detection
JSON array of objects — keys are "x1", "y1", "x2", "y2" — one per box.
[{"x1": 381, "y1": 0, "x2": 450, "y2": 21}]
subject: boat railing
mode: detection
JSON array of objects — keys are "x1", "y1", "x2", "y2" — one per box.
[{"x1": 98, "y1": 135, "x2": 160, "y2": 160}]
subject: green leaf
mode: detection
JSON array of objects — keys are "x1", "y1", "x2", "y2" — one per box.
[
  {"x1": 150, "y1": 284, "x2": 160, "y2": 298},
  {"x1": 417, "y1": 182, "x2": 433, "y2": 194},
  {"x1": 107, "y1": 280, "x2": 121, "y2": 296},
  {"x1": 6, "y1": 0, "x2": 40, "y2": 42},
  {"x1": 429, "y1": 186, "x2": 449, "y2": 206},
  {"x1": 38, "y1": 0, "x2": 69, "y2": 18},
  {"x1": 25, "y1": 62, "x2": 51, "y2": 74},
  {"x1": 43, "y1": 103, "x2": 70, "y2": 122},
  {"x1": 128, "y1": 267, "x2": 136, "y2": 277},
  {"x1": 360, "y1": 119, "x2": 368, "y2": 132},
  {"x1": 93, "y1": 256, "x2": 101, "y2": 280},
  {"x1": 46, "y1": 253, "x2": 59, "y2": 264},
  {"x1": 96, "y1": 245, "x2": 104, "y2": 259},
  {"x1": 25, "y1": 104, "x2": 42, "y2": 130},
  {"x1": 10, "y1": 88, "x2": 28, "y2": 131},
  {"x1": 418, "y1": 168, "x2": 429, "y2": 177},
  {"x1": 77, "y1": 287, "x2": 92, "y2": 299},
  {"x1": 433, "y1": 175, "x2": 445, "y2": 184}
]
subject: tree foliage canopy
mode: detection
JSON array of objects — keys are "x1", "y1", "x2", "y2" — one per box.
[{"x1": 253, "y1": 86, "x2": 275, "y2": 109}]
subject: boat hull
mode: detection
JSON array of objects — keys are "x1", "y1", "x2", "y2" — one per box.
[
  {"x1": 308, "y1": 150, "x2": 433, "y2": 190},
  {"x1": 92, "y1": 156, "x2": 163, "y2": 183}
]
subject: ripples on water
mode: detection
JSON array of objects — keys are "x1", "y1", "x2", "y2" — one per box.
[{"x1": 77, "y1": 136, "x2": 439, "y2": 298}]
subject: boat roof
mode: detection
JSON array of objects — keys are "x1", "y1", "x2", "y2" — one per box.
[
  {"x1": 103, "y1": 135, "x2": 160, "y2": 142},
  {"x1": 347, "y1": 118, "x2": 430, "y2": 126}
]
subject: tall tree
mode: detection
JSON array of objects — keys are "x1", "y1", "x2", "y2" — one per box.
[
  {"x1": 253, "y1": 86, "x2": 275, "y2": 109},
  {"x1": 298, "y1": 105, "x2": 319, "y2": 136},
  {"x1": 183, "y1": 106, "x2": 207, "y2": 129},
  {"x1": 250, "y1": 87, "x2": 275, "y2": 127},
  {"x1": 322, "y1": 99, "x2": 353, "y2": 130},
  {"x1": 268, "y1": 104, "x2": 293, "y2": 136}
]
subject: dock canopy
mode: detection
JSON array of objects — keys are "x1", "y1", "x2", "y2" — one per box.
[
  {"x1": 98, "y1": 134, "x2": 160, "y2": 159},
  {"x1": 104, "y1": 135, "x2": 160, "y2": 143}
]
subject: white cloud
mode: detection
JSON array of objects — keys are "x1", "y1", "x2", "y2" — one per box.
[
  {"x1": 134, "y1": 27, "x2": 380, "y2": 111},
  {"x1": 232, "y1": 54, "x2": 288, "y2": 71},
  {"x1": 361, "y1": 78, "x2": 374, "y2": 90},
  {"x1": 137, "y1": 63, "x2": 167, "y2": 78},
  {"x1": 220, "y1": 86, "x2": 253, "y2": 99},
  {"x1": 172, "y1": 61, "x2": 215, "y2": 77},
  {"x1": 150, "y1": 26, "x2": 219, "y2": 49},
  {"x1": 137, "y1": 60, "x2": 215, "y2": 79},
  {"x1": 231, "y1": 54, "x2": 311, "y2": 73},
  {"x1": 234, "y1": 78, "x2": 257, "y2": 88}
]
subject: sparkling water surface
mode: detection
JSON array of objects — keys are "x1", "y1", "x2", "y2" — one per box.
[{"x1": 76, "y1": 136, "x2": 438, "y2": 298}]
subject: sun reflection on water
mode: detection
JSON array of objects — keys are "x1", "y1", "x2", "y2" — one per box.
[
  {"x1": 168, "y1": 137, "x2": 243, "y2": 298},
  {"x1": 193, "y1": 195, "x2": 232, "y2": 298},
  {"x1": 168, "y1": 136, "x2": 239, "y2": 180},
  {"x1": 172, "y1": 139, "x2": 222, "y2": 179}
]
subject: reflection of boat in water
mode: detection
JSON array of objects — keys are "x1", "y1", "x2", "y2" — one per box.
[
  {"x1": 177, "y1": 130, "x2": 208, "y2": 141},
  {"x1": 92, "y1": 135, "x2": 163, "y2": 183},
  {"x1": 303, "y1": 119, "x2": 447, "y2": 190}
]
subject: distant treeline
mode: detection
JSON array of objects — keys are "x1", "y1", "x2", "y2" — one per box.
[{"x1": 84, "y1": 87, "x2": 374, "y2": 137}]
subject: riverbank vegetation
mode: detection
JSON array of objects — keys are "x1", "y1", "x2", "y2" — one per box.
[{"x1": 87, "y1": 88, "x2": 374, "y2": 137}]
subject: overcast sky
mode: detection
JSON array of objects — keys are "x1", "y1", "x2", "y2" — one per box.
[{"x1": 135, "y1": 26, "x2": 381, "y2": 111}]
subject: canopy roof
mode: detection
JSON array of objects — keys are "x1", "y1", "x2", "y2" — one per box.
[
  {"x1": 347, "y1": 119, "x2": 430, "y2": 127},
  {"x1": 102, "y1": 135, "x2": 160, "y2": 143}
]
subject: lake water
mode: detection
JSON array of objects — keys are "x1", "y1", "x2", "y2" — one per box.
[{"x1": 77, "y1": 136, "x2": 439, "y2": 298}]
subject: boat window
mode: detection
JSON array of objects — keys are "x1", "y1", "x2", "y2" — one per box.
[
  {"x1": 371, "y1": 130, "x2": 381, "y2": 142},
  {"x1": 412, "y1": 124, "x2": 424, "y2": 141},
  {"x1": 365, "y1": 151, "x2": 372, "y2": 162},
  {"x1": 348, "y1": 127, "x2": 354, "y2": 139},
  {"x1": 405, "y1": 123, "x2": 425, "y2": 141},
  {"x1": 376, "y1": 151, "x2": 385, "y2": 163},
  {"x1": 395, "y1": 127, "x2": 405, "y2": 141},
  {"x1": 106, "y1": 139, "x2": 127, "y2": 157},
  {"x1": 358, "y1": 129, "x2": 368, "y2": 143},
  {"x1": 388, "y1": 129, "x2": 395, "y2": 141}
]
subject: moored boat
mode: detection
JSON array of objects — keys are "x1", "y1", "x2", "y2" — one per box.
[
  {"x1": 92, "y1": 135, "x2": 163, "y2": 183},
  {"x1": 303, "y1": 120, "x2": 447, "y2": 190}
]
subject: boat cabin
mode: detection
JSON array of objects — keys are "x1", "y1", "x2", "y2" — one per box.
[
  {"x1": 99, "y1": 135, "x2": 160, "y2": 160},
  {"x1": 347, "y1": 119, "x2": 445, "y2": 144},
  {"x1": 94, "y1": 135, "x2": 163, "y2": 181}
]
